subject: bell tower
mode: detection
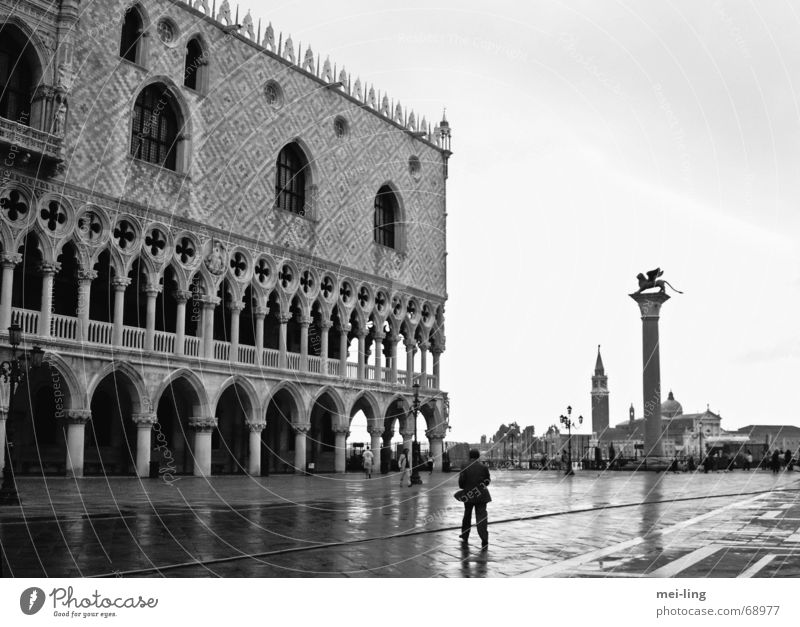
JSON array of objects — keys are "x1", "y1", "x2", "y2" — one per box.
[{"x1": 591, "y1": 345, "x2": 610, "y2": 435}]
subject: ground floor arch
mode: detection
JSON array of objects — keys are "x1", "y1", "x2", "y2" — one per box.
[{"x1": 262, "y1": 387, "x2": 301, "y2": 474}]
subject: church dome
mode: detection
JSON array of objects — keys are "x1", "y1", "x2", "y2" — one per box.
[{"x1": 661, "y1": 390, "x2": 683, "y2": 418}]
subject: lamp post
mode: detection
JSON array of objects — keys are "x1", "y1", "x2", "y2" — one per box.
[
  {"x1": 0, "y1": 324, "x2": 44, "y2": 506},
  {"x1": 409, "y1": 382, "x2": 423, "y2": 485},
  {"x1": 559, "y1": 405, "x2": 583, "y2": 476}
]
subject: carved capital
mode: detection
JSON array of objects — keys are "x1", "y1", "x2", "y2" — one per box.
[
  {"x1": 299, "y1": 315, "x2": 313, "y2": 327},
  {"x1": 629, "y1": 292, "x2": 670, "y2": 319},
  {"x1": 0, "y1": 252, "x2": 21, "y2": 268},
  {"x1": 278, "y1": 313, "x2": 292, "y2": 324},
  {"x1": 188, "y1": 416, "x2": 218, "y2": 432},
  {"x1": 431, "y1": 344, "x2": 445, "y2": 356},
  {"x1": 355, "y1": 328, "x2": 368, "y2": 339},
  {"x1": 398, "y1": 429, "x2": 415, "y2": 439},
  {"x1": 372, "y1": 330, "x2": 386, "y2": 341},
  {"x1": 228, "y1": 300, "x2": 246, "y2": 313},
  {"x1": 318, "y1": 320, "x2": 334, "y2": 330},
  {"x1": 173, "y1": 289, "x2": 192, "y2": 303},
  {"x1": 200, "y1": 295, "x2": 220, "y2": 308},
  {"x1": 367, "y1": 426, "x2": 385, "y2": 437},
  {"x1": 332, "y1": 424, "x2": 350, "y2": 435},
  {"x1": 112, "y1": 277, "x2": 132, "y2": 291},
  {"x1": 131, "y1": 413, "x2": 158, "y2": 427},
  {"x1": 418, "y1": 341, "x2": 430, "y2": 352},
  {"x1": 143, "y1": 284, "x2": 162, "y2": 297},
  {"x1": 64, "y1": 409, "x2": 91, "y2": 424},
  {"x1": 403, "y1": 339, "x2": 417, "y2": 351},
  {"x1": 337, "y1": 323, "x2": 351, "y2": 334},
  {"x1": 76, "y1": 268, "x2": 97, "y2": 282},
  {"x1": 292, "y1": 422, "x2": 311, "y2": 434},
  {"x1": 247, "y1": 421, "x2": 267, "y2": 433},
  {"x1": 37, "y1": 261, "x2": 60, "y2": 276},
  {"x1": 254, "y1": 305, "x2": 269, "y2": 317}
]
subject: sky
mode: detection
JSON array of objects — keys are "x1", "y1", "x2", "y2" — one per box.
[{"x1": 245, "y1": 0, "x2": 800, "y2": 441}]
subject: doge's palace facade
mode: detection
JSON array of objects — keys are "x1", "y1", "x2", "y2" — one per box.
[{"x1": 0, "y1": 0, "x2": 450, "y2": 478}]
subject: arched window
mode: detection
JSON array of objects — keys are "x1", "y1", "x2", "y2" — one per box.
[
  {"x1": 374, "y1": 186, "x2": 399, "y2": 249},
  {"x1": 119, "y1": 5, "x2": 144, "y2": 64},
  {"x1": 184, "y1": 38, "x2": 206, "y2": 91},
  {"x1": 0, "y1": 27, "x2": 36, "y2": 124},
  {"x1": 275, "y1": 143, "x2": 308, "y2": 215},
  {"x1": 130, "y1": 85, "x2": 179, "y2": 170}
]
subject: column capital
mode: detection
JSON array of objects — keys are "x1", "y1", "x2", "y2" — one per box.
[
  {"x1": 199, "y1": 295, "x2": 220, "y2": 308},
  {"x1": 319, "y1": 319, "x2": 334, "y2": 330},
  {"x1": 418, "y1": 340, "x2": 430, "y2": 352},
  {"x1": 372, "y1": 330, "x2": 386, "y2": 341},
  {"x1": 37, "y1": 261, "x2": 60, "y2": 276},
  {"x1": 143, "y1": 283, "x2": 162, "y2": 297},
  {"x1": 367, "y1": 426, "x2": 385, "y2": 437},
  {"x1": 173, "y1": 289, "x2": 192, "y2": 303},
  {"x1": 112, "y1": 277, "x2": 132, "y2": 291},
  {"x1": 131, "y1": 413, "x2": 158, "y2": 427},
  {"x1": 0, "y1": 252, "x2": 21, "y2": 267},
  {"x1": 337, "y1": 323, "x2": 351, "y2": 334},
  {"x1": 426, "y1": 427, "x2": 447, "y2": 440},
  {"x1": 227, "y1": 300, "x2": 246, "y2": 312},
  {"x1": 403, "y1": 338, "x2": 417, "y2": 351},
  {"x1": 399, "y1": 429, "x2": 415, "y2": 439},
  {"x1": 64, "y1": 409, "x2": 91, "y2": 424},
  {"x1": 355, "y1": 328, "x2": 368, "y2": 339},
  {"x1": 188, "y1": 416, "x2": 218, "y2": 432},
  {"x1": 76, "y1": 268, "x2": 97, "y2": 282},
  {"x1": 629, "y1": 292, "x2": 670, "y2": 319},
  {"x1": 292, "y1": 422, "x2": 311, "y2": 434},
  {"x1": 430, "y1": 344, "x2": 445, "y2": 355},
  {"x1": 332, "y1": 424, "x2": 350, "y2": 435},
  {"x1": 278, "y1": 312, "x2": 292, "y2": 324},
  {"x1": 254, "y1": 305, "x2": 269, "y2": 317},
  {"x1": 298, "y1": 315, "x2": 313, "y2": 326},
  {"x1": 247, "y1": 421, "x2": 266, "y2": 433}
]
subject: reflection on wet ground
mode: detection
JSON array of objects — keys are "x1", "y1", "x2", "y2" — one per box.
[{"x1": 2, "y1": 469, "x2": 799, "y2": 577}]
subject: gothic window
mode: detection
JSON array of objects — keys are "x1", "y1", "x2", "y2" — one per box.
[
  {"x1": 119, "y1": 5, "x2": 144, "y2": 64},
  {"x1": 130, "y1": 85, "x2": 179, "y2": 170},
  {"x1": 0, "y1": 28, "x2": 35, "y2": 124},
  {"x1": 184, "y1": 38, "x2": 206, "y2": 91},
  {"x1": 374, "y1": 185, "x2": 398, "y2": 249},
  {"x1": 275, "y1": 143, "x2": 308, "y2": 215}
]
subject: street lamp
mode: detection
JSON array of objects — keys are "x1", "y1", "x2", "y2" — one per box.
[
  {"x1": 0, "y1": 324, "x2": 44, "y2": 506},
  {"x1": 559, "y1": 405, "x2": 583, "y2": 476},
  {"x1": 409, "y1": 381, "x2": 423, "y2": 485}
]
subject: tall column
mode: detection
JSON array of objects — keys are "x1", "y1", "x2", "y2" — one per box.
[
  {"x1": 111, "y1": 277, "x2": 130, "y2": 347},
  {"x1": 189, "y1": 416, "x2": 217, "y2": 477},
  {"x1": 64, "y1": 409, "x2": 91, "y2": 478},
  {"x1": 76, "y1": 268, "x2": 96, "y2": 342},
  {"x1": 143, "y1": 284, "x2": 160, "y2": 351},
  {"x1": 368, "y1": 426, "x2": 383, "y2": 469},
  {"x1": 0, "y1": 408, "x2": 7, "y2": 473},
  {"x1": 428, "y1": 434, "x2": 444, "y2": 471},
  {"x1": 431, "y1": 347, "x2": 443, "y2": 389},
  {"x1": 319, "y1": 320, "x2": 332, "y2": 374},
  {"x1": 338, "y1": 323, "x2": 350, "y2": 377},
  {"x1": 254, "y1": 305, "x2": 267, "y2": 357},
  {"x1": 201, "y1": 297, "x2": 218, "y2": 359},
  {"x1": 38, "y1": 262, "x2": 60, "y2": 338},
  {"x1": 404, "y1": 339, "x2": 416, "y2": 388},
  {"x1": 373, "y1": 331, "x2": 385, "y2": 383},
  {"x1": 419, "y1": 341, "x2": 429, "y2": 387},
  {"x1": 293, "y1": 423, "x2": 310, "y2": 473},
  {"x1": 400, "y1": 429, "x2": 414, "y2": 465},
  {"x1": 229, "y1": 301, "x2": 244, "y2": 363},
  {"x1": 132, "y1": 413, "x2": 157, "y2": 478},
  {"x1": 173, "y1": 290, "x2": 191, "y2": 356},
  {"x1": 299, "y1": 315, "x2": 311, "y2": 371},
  {"x1": 356, "y1": 330, "x2": 367, "y2": 380},
  {"x1": 629, "y1": 291, "x2": 670, "y2": 461},
  {"x1": 333, "y1": 426, "x2": 348, "y2": 473},
  {"x1": 0, "y1": 252, "x2": 21, "y2": 331},
  {"x1": 247, "y1": 421, "x2": 266, "y2": 476},
  {"x1": 389, "y1": 334, "x2": 399, "y2": 384},
  {"x1": 278, "y1": 312, "x2": 291, "y2": 368}
]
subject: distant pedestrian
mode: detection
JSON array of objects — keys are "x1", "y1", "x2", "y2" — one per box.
[
  {"x1": 363, "y1": 446, "x2": 374, "y2": 479},
  {"x1": 784, "y1": 449, "x2": 793, "y2": 472},
  {"x1": 771, "y1": 450, "x2": 781, "y2": 474},
  {"x1": 398, "y1": 448, "x2": 411, "y2": 487},
  {"x1": 458, "y1": 449, "x2": 491, "y2": 550},
  {"x1": 687, "y1": 455, "x2": 696, "y2": 472},
  {"x1": 744, "y1": 450, "x2": 753, "y2": 471}
]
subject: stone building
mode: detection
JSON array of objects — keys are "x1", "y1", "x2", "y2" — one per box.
[{"x1": 0, "y1": 0, "x2": 451, "y2": 477}]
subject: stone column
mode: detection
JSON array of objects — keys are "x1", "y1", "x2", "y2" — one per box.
[
  {"x1": 247, "y1": 421, "x2": 266, "y2": 476},
  {"x1": 38, "y1": 262, "x2": 60, "y2": 338},
  {"x1": 201, "y1": 297, "x2": 218, "y2": 359},
  {"x1": 278, "y1": 312, "x2": 291, "y2": 368},
  {"x1": 299, "y1": 315, "x2": 312, "y2": 371},
  {"x1": 419, "y1": 341, "x2": 429, "y2": 387},
  {"x1": 431, "y1": 347, "x2": 443, "y2": 389},
  {"x1": 356, "y1": 330, "x2": 367, "y2": 380},
  {"x1": 404, "y1": 339, "x2": 416, "y2": 388},
  {"x1": 319, "y1": 320, "x2": 332, "y2": 374},
  {"x1": 132, "y1": 413, "x2": 157, "y2": 478},
  {"x1": 254, "y1": 305, "x2": 267, "y2": 357},
  {"x1": 111, "y1": 277, "x2": 130, "y2": 347},
  {"x1": 389, "y1": 334, "x2": 399, "y2": 384},
  {"x1": 368, "y1": 426, "x2": 383, "y2": 468},
  {"x1": 229, "y1": 301, "x2": 244, "y2": 363},
  {"x1": 76, "y1": 268, "x2": 96, "y2": 342},
  {"x1": 630, "y1": 292, "x2": 670, "y2": 461},
  {"x1": 373, "y1": 331, "x2": 385, "y2": 383},
  {"x1": 0, "y1": 252, "x2": 21, "y2": 331},
  {"x1": 173, "y1": 290, "x2": 191, "y2": 356},
  {"x1": 338, "y1": 323, "x2": 351, "y2": 377},
  {"x1": 0, "y1": 407, "x2": 7, "y2": 473},
  {"x1": 143, "y1": 284, "x2": 160, "y2": 351},
  {"x1": 333, "y1": 426, "x2": 349, "y2": 473},
  {"x1": 189, "y1": 416, "x2": 217, "y2": 477},
  {"x1": 64, "y1": 409, "x2": 91, "y2": 478},
  {"x1": 428, "y1": 432, "x2": 445, "y2": 471},
  {"x1": 293, "y1": 423, "x2": 310, "y2": 473}
]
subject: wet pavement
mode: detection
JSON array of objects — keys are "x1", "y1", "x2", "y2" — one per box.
[{"x1": 2, "y1": 468, "x2": 800, "y2": 577}]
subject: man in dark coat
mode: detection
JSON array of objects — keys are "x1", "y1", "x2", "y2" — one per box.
[{"x1": 458, "y1": 449, "x2": 491, "y2": 549}]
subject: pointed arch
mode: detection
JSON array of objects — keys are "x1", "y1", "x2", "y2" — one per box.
[
  {"x1": 86, "y1": 360, "x2": 148, "y2": 415},
  {"x1": 211, "y1": 375, "x2": 261, "y2": 423},
  {"x1": 152, "y1": 367, "x2": 210, "y2": 416},
  {"x1": 39, "y1": 351, "x2": 82, "y2": 409},
  {"x1": 263, "y1": 380, "x2": 305, "y2": 425},
  {"x1": 130, "y1": 78, "x2": 191, "y2": 172},
  {"x1": 349, "y1": 391, "x2": 381, "y2": 431},
  {"x1": 309, "y1": 385, "x2": 346, "y2": 428}
]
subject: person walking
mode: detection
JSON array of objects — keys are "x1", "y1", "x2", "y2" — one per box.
[
  {"x1": 363, "y1": 446, "x2": 374, "y2": 479},
  {"x1": 784, "y1": 449, "x2": 793, "y2": 472},
  {"x1": 744, "y1": 450, "x2": 753, "y2": 471},
  {"x1": 458, "y1": 449, "x2": 491, "y2": 550},
  {"x1": 398, "y1": 448, "x2": 411, "y2": 487},
  {"x1": 771, "y1": 449, "x2": 781, "y2": 474}
]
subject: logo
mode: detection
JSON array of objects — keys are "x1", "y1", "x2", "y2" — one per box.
[{"x1": 20, "y1": 587, "x2": 45, "y2": 615}]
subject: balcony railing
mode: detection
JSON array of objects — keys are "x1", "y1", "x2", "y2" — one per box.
[
  {"x1": 8, "y1": 307, "x2": 439, "y2": 389},
  {"x1": 0, "y1": 116, "x2": 64, "y2": 166}
]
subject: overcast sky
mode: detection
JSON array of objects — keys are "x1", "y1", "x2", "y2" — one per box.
[{"x1": 247, "y1": 0, "x2": 800, "y2": 441}]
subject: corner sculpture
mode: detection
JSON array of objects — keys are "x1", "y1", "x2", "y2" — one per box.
[{"x1": 635, "y1": 268, "x2": 683, "y2": 294}]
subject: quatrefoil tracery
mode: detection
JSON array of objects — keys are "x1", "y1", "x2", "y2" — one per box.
[
  {"x1": 300, "y1": 270, "x2": 314, "y2": 294},
  {"x1": 113, "y1": 220, "x2": 136, "y2": 250},
  {"x1": 230, "y1": 252, "x2": 247, "y2": 278},
  {"x1": 145, "y1": 228, "x2": 167, "y2": 257},
  {"x1": 176, "y1": 237, "x2": 196, "y2": 264},
  {"x1": 254, "y1": 258, "x2": 271, "y2": 285},
  {"x1": 40, "y1": 200, "x2": 67, "y2": 232},
  {"x1": 320, "y1": 276, "x2": 334, "y2": 299},
  {"x1": 279, "y1": 264, "x2": 293, "y2": 289},
  {"x1": 0, "y1": 190, "x2": 28, "y2": 222}
]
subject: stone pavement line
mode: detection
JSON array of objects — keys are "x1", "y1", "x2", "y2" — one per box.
[
  {"x1": 737, "y1": 555, "x2": 776, "y2": 578},
  {"x1": 647, "y1": 544, "x2": 723, "y2": 577},
  {"x1": 518, "y1": 492, "x2": 768, "y2": 577}
]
